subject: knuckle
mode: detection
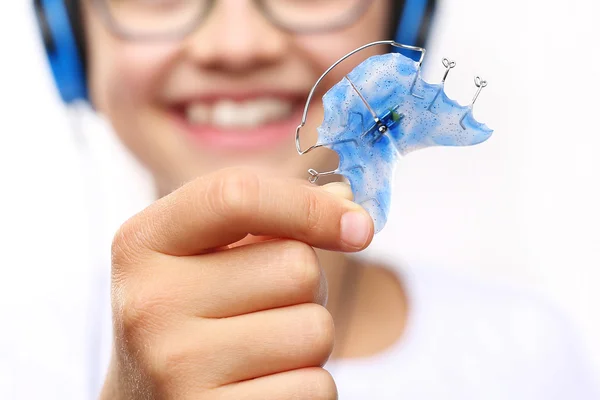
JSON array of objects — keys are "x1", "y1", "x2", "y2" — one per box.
[
  {"x1": 281, "y1": 241, "x2": 322, "y2": 298},
  {"x1": 111, "y1": 213, "x2": 155, "y2": 269},
  {"x1": 149, "y1": 340, "x2": 191, "y2": 391},
  {"x1": 208, "y1": 167, "x2": 260, "y2": 219},
  {"x1": 148, "y1": 334, "x2": 215, "y2": 396},
  {"x1": 118, "y1": 286, "x2": 173, "y2": 341},
  {"x1": 111, "y1": 219, "x2": 140, "y2": 269}
]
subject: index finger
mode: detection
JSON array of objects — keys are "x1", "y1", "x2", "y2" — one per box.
[{"x1": 116, "y1": 168, "x2": 374, "y2": 257}]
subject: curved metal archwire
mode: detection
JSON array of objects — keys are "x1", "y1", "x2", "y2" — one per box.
[{"x1": 295, "y1": 40, "x2": 426, "y2": 155}]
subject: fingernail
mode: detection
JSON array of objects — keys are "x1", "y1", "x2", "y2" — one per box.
[
  {"x1": 321, "y1": 182, "x2": 354, "y2": 201},
  {"x1": 340, "y1": 211, "x2": 372, "y2": 249}
]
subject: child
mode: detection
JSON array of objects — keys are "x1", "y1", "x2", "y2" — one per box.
[{"x1": 14, "y1": 0, "x2": 598, "y2": 398}]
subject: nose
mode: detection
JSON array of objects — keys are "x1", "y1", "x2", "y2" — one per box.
[{"x1": 184, "y1": 0, "x2": 289, "y2": 72}]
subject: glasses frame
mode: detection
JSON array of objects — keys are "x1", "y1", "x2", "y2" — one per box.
[{"x1": 90, "y1": 0, "x2": 375, "y2": 41}]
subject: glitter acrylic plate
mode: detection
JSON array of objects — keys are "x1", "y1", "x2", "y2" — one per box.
[{"x1": 296, "y1": 41, "x2": 493, "y2": 233}]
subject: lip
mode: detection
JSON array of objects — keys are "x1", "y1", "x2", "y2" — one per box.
[{"x1": 168, "y1": 95, "x2": 306, "y2": 153}]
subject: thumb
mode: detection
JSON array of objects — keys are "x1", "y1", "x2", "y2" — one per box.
[{"x1": 228, "y1": 182, "x2": 355, "y2": 250}]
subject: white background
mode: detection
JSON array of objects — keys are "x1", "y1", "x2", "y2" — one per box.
[{"x1": 1, "y1": 0, "x2": 599, "y2": 386}]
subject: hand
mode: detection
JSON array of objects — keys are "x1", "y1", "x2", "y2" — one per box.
[{"x1": 101, "y1": 167, "x2": 374, "y2": 400}]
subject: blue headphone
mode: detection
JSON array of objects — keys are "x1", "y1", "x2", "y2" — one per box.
[{"x1": 34, "y1": 0, "x2": 437, "y2": 105}]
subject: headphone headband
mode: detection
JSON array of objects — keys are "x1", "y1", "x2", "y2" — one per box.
[{"x1": 34, "y1": 0, "x2": 436, "y2": 104}]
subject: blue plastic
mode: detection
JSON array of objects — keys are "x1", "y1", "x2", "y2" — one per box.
[
  {"x1": 317, "y1": 53, "x2": 493, "y2": 232},
  {"x1": 41, "y1": 0, "x2": 88, "y2": 103}
]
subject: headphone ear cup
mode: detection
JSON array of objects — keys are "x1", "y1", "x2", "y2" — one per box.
[
  {"x1": 395, "y1": 0, "x2": 437, "y2": 61},
  {"x1": 34, "y1": 0, "x2": 88, "y2": 104}
]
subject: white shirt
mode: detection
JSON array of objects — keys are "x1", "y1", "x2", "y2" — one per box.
[{"x1": 327, "y1": 266, "x2": 599, "y2": 399}]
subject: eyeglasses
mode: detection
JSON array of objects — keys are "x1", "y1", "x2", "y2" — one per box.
[{"x1": 91, "y1": 0, "x2": 374, "y2": 41}]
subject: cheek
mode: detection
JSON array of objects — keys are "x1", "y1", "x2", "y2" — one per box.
[
  {"x1": 92, "y1": 42, "x2": 179, "y2": 111},
  {"x1": 87, "y1": 33, "x2": 184, "y2": 181},
  {"x1": 83, "y1": 1, "x2": 179, "y2": 112}
]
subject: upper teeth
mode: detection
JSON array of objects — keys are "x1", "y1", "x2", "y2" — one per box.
[{"x1": 186, "y1": 98, "x2": 293, "y2": 128}]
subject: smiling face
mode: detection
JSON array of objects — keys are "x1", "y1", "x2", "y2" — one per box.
[{"x1": 83, "y1": 0, "x2": 393, "y2": 193}]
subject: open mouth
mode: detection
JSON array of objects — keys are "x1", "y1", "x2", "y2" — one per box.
[{"x1": 170, "y1": 95, "x2": 306, "y2": 152}]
